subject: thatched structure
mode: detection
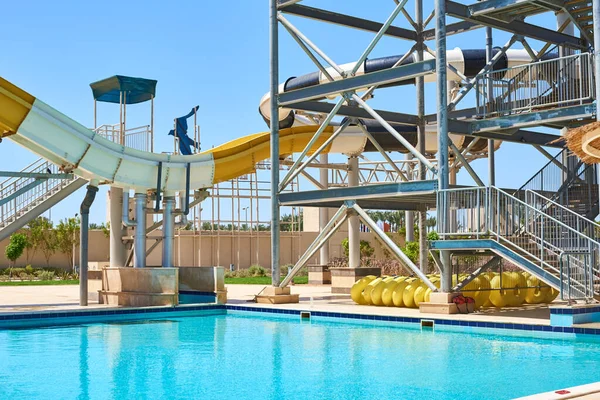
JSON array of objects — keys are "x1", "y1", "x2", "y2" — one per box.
[{"x1": 561, "y1": 121, "x2": 600, "y2": 164}]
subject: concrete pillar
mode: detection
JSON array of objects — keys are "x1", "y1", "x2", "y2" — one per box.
[
  {"x1": 162, "y1": 196, "x2": 175, "y2": 268},
  {"x1": 319, "y1": 153, "x2": 330, "y2": 266},
  {"x1": 133, "y1": 193, "x2": 147, "y2": 268},
  {"x1": 109, "y1": 187, "x2": 127, "y2": 268},
  {"x1": 416, "y1": 0, "x2": 428, "y2": 272},
  {"x1": 348, "y1": 156, "x2": 360, "y2": 268}
]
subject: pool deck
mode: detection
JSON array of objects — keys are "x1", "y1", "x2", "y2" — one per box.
[{"x1": 0, "y1": 283, "x2": 560, "y2": 326}]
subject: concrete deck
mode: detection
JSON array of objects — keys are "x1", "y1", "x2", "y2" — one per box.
[{"x1": 0, "y1": 283, "x2": 556, "y2": 326}]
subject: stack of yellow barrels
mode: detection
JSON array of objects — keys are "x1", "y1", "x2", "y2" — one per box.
[{"x1": 350, "y1": 271, "x2": 559, "y2": 309}]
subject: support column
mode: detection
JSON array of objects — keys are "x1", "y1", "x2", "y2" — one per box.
[
  {"x1": 109, "y1": 187, "x2": 126, "y2": 268},
  {"x1": 405, "y1": 153, "x2": 415, "y2": 243},
  {"x1": 270, "y1": 0, "x2": 281, "y2": 285},
  {"x1": 486, "y1": 25, "x2": 495, "y2": 186},
  {"x1": 133, "y1": 193, "x2": 147, "y2": 268},
  {"x1": 416, "y1": 0, "x2": 428, "y2": 272},
  {"x1": 436, "y1": 0, "x2": 452, "y2": 292},
  {"x1": 79, "y1": 184, "x2": 99, "y2": 306},
  {"x1": 594, "y1": 0, "x2": 600, "y2": 113},
  {"x1": 162, "y1": 196, "x2": 175, "y2": 268},
  {"x1": 319, "y1": 153, "x2": 330, "y2": 266},
  {"x1": 348, "y1": 156, "x2": 360, "y2": 269}
]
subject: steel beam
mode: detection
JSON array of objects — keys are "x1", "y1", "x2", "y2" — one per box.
[
  {"x1": 0, "y1": 171, "x2": 74, "y2": 179},
  {"x1": 270, "y1": 0, "x2": 281, "y2": 285},
  {"x1": 446, "y1": 1, "x2": 585, "y2": 48},
  {"x1": 278, "y1": 180, "x2": 437, "y2": 206},
  {"x1": 353, "y1": 203, "x2": 437, "y2": 291},
  {"x1": 594, "y1": 0, "x2": 600, "y2": 123},
  {"x1": 278, "y1": 60, "x2": 436, "y2": 106},
  {"x1": 422, "y1": 21, "x2": 482, "y2": 40},
  {"x1": 288, "y1": 101, "x2": 419, "y2": 125},
  {"x1": 471, "y1": 105, "x2": 596, "y2": 132},
  {"x1": 319, "y1": 153, "x2": 329, "y2": 265},
  {"x1": 281, "y1": 4, "x2": 418, "y2": 41}
]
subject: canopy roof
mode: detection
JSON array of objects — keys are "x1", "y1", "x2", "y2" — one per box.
[{"x1": 90, "y1": 75, "x2": 157, "y2": 104}]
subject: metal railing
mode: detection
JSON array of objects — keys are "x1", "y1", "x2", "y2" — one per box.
[
  {"x1": 476, "y1": 52, "x2": 595, "y2": 118},
  {"x1": 514, "y1": 148, "x2": 598, "y2": 218},
  {"x1": 437, "y1": 186, "x2": 599, "y2": 300},
  {"x1": 0, "y1": 159, "x2": 79, "y2": 228},
  {"x1": 526, "y1": 190, "x2": 600, "y2": 242},
  {"x1": 94, "y1": 124, "x2": 152, "y2": 152}
]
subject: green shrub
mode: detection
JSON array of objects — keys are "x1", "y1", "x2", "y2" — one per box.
[
  {"x1": 248, "y1": 265, "x2": 267, "y2": 277},
  {"x1": 37, "y1": 270, "x2": 55, "y2": 281},
  {"x1": 25, "y1": 265, "x2": 34, "y2": 274},
  {"x1": 341, "y1": 238, "x2": 374, "y2": 258},
  {"x1": 5, "y1": 233, "x2": 27, "y2": 266},
  {"x1": 427, "y1": 231, "x2": 439, "y2": 241}
]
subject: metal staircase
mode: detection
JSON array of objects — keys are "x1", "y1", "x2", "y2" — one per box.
[
  {"x1": 0, "y1": 158, "x2": 86, "y2": 241},
  {"x1": 514, "y1": 148, "x2": 599, "y2": 225},
  {"x1": 564, "y1": 0, "x2": 594, "y2": 43},
  {"x1": 436, "y1": 186, "x2": 599, "y2": 301}
]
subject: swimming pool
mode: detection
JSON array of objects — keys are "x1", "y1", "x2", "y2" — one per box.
[{"x1": 1, "y1": 312, "x2": 599, "y2": 399}]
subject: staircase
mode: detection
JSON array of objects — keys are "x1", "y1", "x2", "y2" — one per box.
[
  {"x1": 436, "y1": 186, "x2": 599, "y2": 301},
  {"x1": 564, "y1": 0, "x2": 594, "y2": 44},
  {"x1": 514, "y1": 148, "x2": 599, "y2": 228},
  {"x1": 0, "y1": 158, "x2": 86, "y2": 241}
]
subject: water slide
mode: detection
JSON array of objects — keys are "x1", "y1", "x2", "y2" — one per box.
[{"x1": 0, "y1": 48, "x2": 553, "y2": 193}]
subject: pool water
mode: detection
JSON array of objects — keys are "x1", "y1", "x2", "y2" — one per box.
[{"x1": 1, "y1": 313, "x2": 600, "y2": 399}]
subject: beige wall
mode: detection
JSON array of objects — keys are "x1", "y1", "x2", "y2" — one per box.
[
  {"x1": 0, "y1": 230, "x2": 110, "y2": 270},
  {"x1": 0, "y1": 229, "x2": 403, "y2": 270}
]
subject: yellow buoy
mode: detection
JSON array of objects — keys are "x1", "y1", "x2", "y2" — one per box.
[
  {"x1": 524, "y1": 275, "x2": 545, "y2": 304},
  {"x1": 382, "y1": 277, "x2": 405, "y2": 306},
  {"x1": 489, "y1": 274, "x2": 510, "y2": 308},
  {"x1": 392, "y1": 278, "x2": 414, "y2": 307},
  {"x1": 403, "y1": 278, "x2": 422, "y2": 308},
  {"x1": 371, "y1": 277, "x2": 395, "y2": 306},
  {"x1": 362, "y1": 277, "x2": 384, "y2": 305},
  {"x1": 350, "y1": 275, "x2": 376, "y2": 305},
  {"x1": 545, "y1": 287, "x2": 559, "y2": 303},
  {"x1": 507, "y1": 272, "x2": 527, "y2": 306}
]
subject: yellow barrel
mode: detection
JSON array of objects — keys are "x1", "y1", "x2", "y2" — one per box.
[
  {"x1": 393, "y1": 278, "x2": 414, "y2": 307},
  {"x1": 371, "y1": 277, "x2": 395, "y2": 306},
  {"x1": 524, "y1": 275, "x2": 545, "y2": 304},
  {"x1": 545, "y1": 287, "x2": 559, "y2": 303},
  {"x1": 489, "y1": 274, "x2": 510, "y2": 308},
  {"x1": 350, "y1": 275, "x2": 376, "y2": 305},
  {"x1": 403, "y1": 278, "x2": 422, "y2": 308},
  {"x1": 507, "y1": 272, "x2": 527, "y2": 306},
  {"x1": 362, "y1": 277, "x2": 384, "y2": 305},
  {"x1": 382, "y1": 277, "x2": 405, "y2": 307}
]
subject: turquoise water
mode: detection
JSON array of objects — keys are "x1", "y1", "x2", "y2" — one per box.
[{"x1": 1, "y1": 313, "x2": 600, "y2": 400}]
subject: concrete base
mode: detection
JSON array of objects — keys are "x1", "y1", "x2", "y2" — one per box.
[
  {"x1": 308, "y1": 264, "x2": 331, "y2": 285},
  {"x1": 419, "y1": 292, "x2": 459, "y2": 315},
  {"x1": 178, "y1": 266, "x2": 227, "y2": 304},
  {"x1": 330, "y1": 267, "x2": 381, "y2": 294},
  {"x1": 88, "y1": 270, "x2": 103, "y2": 302},
  {"x1": 255, "y1": 286, "x2": 300, "y2": 304},
  {"x1": 100, "y1": 267, "x2": 179, "y2": 307},
  {"x1": 100, "y1": 291, "x2": 178, "y2": 307}
]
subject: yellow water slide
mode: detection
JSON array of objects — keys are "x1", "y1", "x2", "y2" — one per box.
[{"x1": 0, "y1": 77, "x2": 368, "y2": 192}]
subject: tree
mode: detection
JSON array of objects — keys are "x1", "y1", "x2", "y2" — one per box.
[
  {"x1": 25, "y1": 217, "x2": 50, "y2": 263},
  {"x1": 5, "y1": 233, "x2": 27, "y2": 267},
  {"x1": 55, "y1": 217, "x2": 80, "y2": 270}
]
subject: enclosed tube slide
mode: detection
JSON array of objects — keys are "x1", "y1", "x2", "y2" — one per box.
[{"x1": 259, "y1": 48, "x2": 556, "y2": 154}]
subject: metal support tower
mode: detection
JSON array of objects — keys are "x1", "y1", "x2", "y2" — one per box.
[{"x1": 270, "y1": 0, "x2": 281, "y2": 286}]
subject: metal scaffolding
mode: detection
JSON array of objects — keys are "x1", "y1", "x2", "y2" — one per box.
[{"x1": 269, "y1": 0, "x2": 598, "y2": 295}]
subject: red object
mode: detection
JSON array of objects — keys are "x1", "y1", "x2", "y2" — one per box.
[{"x1": 555, "y1": 390, "x2": 571, "y2": 395}]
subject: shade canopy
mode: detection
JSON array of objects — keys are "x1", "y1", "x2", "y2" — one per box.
[{"x1": 90, "y1": 75, "x2": 157, "y2": 104}]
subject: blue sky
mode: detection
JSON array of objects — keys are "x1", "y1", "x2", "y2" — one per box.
[{"x1": 0, "y1": 1, "x2": 562, "y2": 224}]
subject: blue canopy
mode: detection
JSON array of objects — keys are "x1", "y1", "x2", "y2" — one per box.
[{"x1": 90, "y1": 75, "x2": 157, "y2": 104}]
